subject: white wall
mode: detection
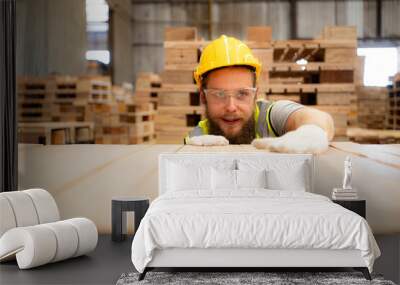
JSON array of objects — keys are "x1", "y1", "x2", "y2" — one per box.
[{"x1": 18, "y1": 144, "x2": 400, "y2": 234}]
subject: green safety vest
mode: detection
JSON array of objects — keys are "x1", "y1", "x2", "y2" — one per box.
[{"x1": 184, "y1": 100, "x2": 278, "y2": 144}]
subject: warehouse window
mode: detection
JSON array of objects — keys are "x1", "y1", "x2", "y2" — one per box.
[
  {"x1": 357, "y1": 48, "x2": 398, "y2": 87},
  {"x1": 86, "y1": 0, "x2": 110, "y2": 64}
]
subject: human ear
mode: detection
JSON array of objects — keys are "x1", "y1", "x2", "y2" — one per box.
[{"x1": 200, "y1": 89, "x2": 207, "y2": 104}]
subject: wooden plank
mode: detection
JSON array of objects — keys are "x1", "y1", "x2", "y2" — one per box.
[
  {"x1": 164, "y1": 48, "x2": 198, "y2": 65},
  {"x1": 163, "y1": 39, "x2": 357, "y2": 50},
  {"x1": 262, "y1": 83, "x2": 355, "y2": 93},
  {"x1": 160, "y1": 83, "x2": 198, "y2": 92},
  {"x1": 269, "y1": 77, "x2": 304, "y2": 84},
  {"x1": 272, "y1": 39, "x2": 357, "y2": 49},
  {"x1": 246, "y1": 26, "x2": 272, "y2": 42},
  {"x1": 158, "y1": 92, "x2": 201, "y2": 106},
  {"x1": 252, "y1": 49, "x2": 273, "y2": 70},
  {"x1": 164, "y1": 41, "x2": 208, "y2": 49},
  {"x1": 270, "y1": 62, "x2": 355, "y2": 72},
  {"x1": 162, "y1": 63, "x2": 197, "y2": 71},
  {"x1": 317, "y1": 93, "x2": 354, "y2": 105},
  {"x1": 322, "y1": 26, "x2": 357, "y2": 40},
  {"x1": 320, "y1": 70, "x2": 354, "y2": 83},
  {"x1": 278, "y1": 44, "x2": 290, "y2": 62},
  {"x1": 325, "y1": 48, "x2": 356, "y2": 64},
  {"x1": 354, "y1": 56, "x2": 365, "y2": 85},
  {"x1": 160, "y1": 70, "x2": 194, "y2": 85},
  {"x1": 314, "y1": 104, "x2": 355, "y2": 114},
  {"x1": 266, "y1": 95, "x2": 301, "y2": 103},
  {"x1": 164, "y1": 27, "x2": 197, "y2": 41}
]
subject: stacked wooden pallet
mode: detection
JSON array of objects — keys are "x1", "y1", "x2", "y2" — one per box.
[
  {"x1": 246, "y1": 26, "x2": 359, "y2": 139},
  {"x1": 18, "y1": 122, "x2": 94, "y2": 145},
  {"x1": 17, "y1": 76, "x2": 156, "y2": 145},
  {"x1": 18, "y1": 76, "x2": 112, "y2": 123},
  {"x1": 156, "y1": 27, "x2": 205, "y2": 143},
  {"x1": 386, "y1": 73, "x2": 400, "y2": 130},
  {"x1": 356, "y1": 86, "x2": 387, "y2": 129},
  {"x1": 17, "y1": 77, "x2": 55, "y2": 122},
  {"x1": 93, "y1": 102, "x2": 156, "y2": 144},
  {"x1": 134, "y1": 72, "x2": 162, "y2": 110},
  {"x1": 51, "y1": 76, "x2": 112, "y2": 122}
]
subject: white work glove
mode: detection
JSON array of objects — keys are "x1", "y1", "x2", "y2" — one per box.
[
  {"x1": 251, "y1": 124, "x2": 329, "y2": 154},
  {"x1": 186, "y1": 135, "x2": 229, "y2": 146}
]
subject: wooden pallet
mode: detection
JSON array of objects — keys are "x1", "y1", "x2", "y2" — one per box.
[
  {"x1": 17, "y1": 77, "x2": 55, "y2": 122},
  {"x1": 134, "y1": 73, "x2": 161, "y2": 110},
  {"x1": 51, "y1": 103, "x2": 88, "y2": 122},
  {"x1": 17, "y1": 77, "x2": 56, "y2": 102},
  {"x1": 53, "y1": 76, "x2": 112, "y2": 104},
  {"x1": 93, "y1": 100, "x2": 156, "y2": 145},
  {"x1": 156, "y1": 106, "x2": 205, "y2": 129},
  {"x1": 18, "y1": 100, "x2": 52, "y2": 122},
  {"x1": 18, "y1": 122, "x2": 94, "y2": 144},
  {"x1": 386, "y1": 74, "x2": 400, "y2": 130},
  {"x1": 158, "y1": 90, "x2": 201, "y2": 107},
  {"x1": 356, "y1": 86, "x2": 387, "y2": 129}
]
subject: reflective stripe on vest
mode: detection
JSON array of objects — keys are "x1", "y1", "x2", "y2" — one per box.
[{"x1": 186, "y1": 100, "x2": 277, "y2": 140}]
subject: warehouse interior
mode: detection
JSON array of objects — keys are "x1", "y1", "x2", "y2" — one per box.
[
  {"x1": 1, "y1": 0, "x2": 400, "y2": 284},
  {"x1": 14, "y1": 0, "x2": 400, "y2": 144}
]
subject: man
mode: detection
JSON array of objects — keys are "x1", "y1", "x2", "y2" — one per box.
[{"x1": 185, "y1": 35, "x2": 334, "y2": 154}]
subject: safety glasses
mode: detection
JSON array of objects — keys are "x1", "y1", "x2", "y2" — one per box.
[{"x1": 203, "y1": 87, "x2": 257, "y2": 104}]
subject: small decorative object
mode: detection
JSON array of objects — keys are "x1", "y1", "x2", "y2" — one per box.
[
  {"x1": 332, "y1": 156, "x2": 359, "y2": 200},
  {"x1": 342, "y1": 156, "x2": 352, "y2": 190}
]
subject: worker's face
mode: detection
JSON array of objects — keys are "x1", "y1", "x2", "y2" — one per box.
[{"x1": 202, "y1": 67, "x2": 256, "y2": 140}]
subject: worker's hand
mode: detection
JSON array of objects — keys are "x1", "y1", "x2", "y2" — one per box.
[
  {"x1": 251, "y1": 124, "x2": 329, "y2": 154},
  {"x1": 186, "y1": 135, "x2": 229, "y2": 146}
]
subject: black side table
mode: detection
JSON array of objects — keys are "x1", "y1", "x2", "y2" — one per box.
[
  {"x1": 112, "y1": 197, "x2": 149, "y2": 242},
  {"x1": 333, "y1": 199, "x2": 366, "y2": 219}
]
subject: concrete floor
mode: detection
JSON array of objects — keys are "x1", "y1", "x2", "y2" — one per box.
[
  {"x1": 1, "y1": 234, "x2": 398, "y2": 285},
  {"x1": 0, "y1": 235, "x2": 134, "y2": 285}
]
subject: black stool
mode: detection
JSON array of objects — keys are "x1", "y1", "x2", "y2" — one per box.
[{"x1": 111, "y1": 197, "x2": 149, "y2": 242}]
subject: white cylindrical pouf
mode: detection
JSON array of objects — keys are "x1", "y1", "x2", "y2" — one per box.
[
  {"x1": 0, "y1": 225, "x2": 57, "y2": 269},
  {"x1": 65, "y1": 218, "x2": 98, "y2": 257},
  {"x1": 1, "y1": 192, "x2": 39, "y2": 227},
  {"x1": 43, "y1": 221, "x2": 79, "y2": 262},
  {"x1": 24, "y1": 189, "x2": 60, "y2": 223},
  {"x1": 0, "y1": 195, "x2": 17, "y2": 237}
]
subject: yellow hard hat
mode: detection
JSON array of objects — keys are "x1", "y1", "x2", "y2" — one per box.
[{"x1": 194, "y1": 35, "x2": 261, "y2": 87}]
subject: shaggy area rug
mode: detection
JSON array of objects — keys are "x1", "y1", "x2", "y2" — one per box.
[{"x1": 116, "y1": 271, "x2": 396, "y2": 285}]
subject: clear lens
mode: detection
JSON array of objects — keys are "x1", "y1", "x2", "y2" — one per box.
[{"x1": 204, "y1": 88, "x2": 256, "y2": 103}]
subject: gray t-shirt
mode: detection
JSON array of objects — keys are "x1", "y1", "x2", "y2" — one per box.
[{"x1": 268, "y1": 100, "x2": 304, "y2": 136}]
